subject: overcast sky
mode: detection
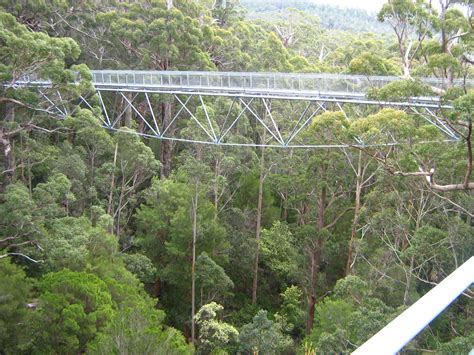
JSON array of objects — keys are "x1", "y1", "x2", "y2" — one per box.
[{"x1": 308, "y1": 0, "x2": 387, "y2": 12}]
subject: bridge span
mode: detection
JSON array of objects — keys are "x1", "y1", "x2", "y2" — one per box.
[
  {"x1": 14, "y1": 70, "x2": 471, "y2": 148},
  {"x1": 87, "y1": 70, "x2": 465, "y2": 107}
]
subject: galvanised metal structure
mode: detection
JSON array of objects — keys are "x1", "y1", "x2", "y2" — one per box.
[
  {"x1": 10, "y1": 71, "x2": 474, "y2": 352},
  {"x1": 14, "y1": 70, "x2": 472, "y2": 148},
  {"x1": 354, "y1": 256, "x2": 474, "y2": 354}
]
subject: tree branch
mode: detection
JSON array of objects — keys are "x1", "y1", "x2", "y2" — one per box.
[
  {"x1": 0, "y1": 253, "x2": 43, "y2": 263},
  {"x1": 324, "y1": 207, "x2": 354, "y2": 229}
]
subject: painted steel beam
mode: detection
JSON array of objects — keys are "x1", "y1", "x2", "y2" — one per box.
[{"x1": 353, "y1": 257, "x2": 474, "y2": 355}]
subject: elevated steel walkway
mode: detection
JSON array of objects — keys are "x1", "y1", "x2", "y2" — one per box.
[{"x1": 11, "y1": 70, "x2": 471, "y2": 148}]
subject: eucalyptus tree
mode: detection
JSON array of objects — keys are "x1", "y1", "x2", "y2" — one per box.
[
  {"x1": 378, "y1": 0, "x2": 436, "y2": 78},
  {"x1": 349, "y1": 106, "x2": 474, "y2": 306},
  {"x1": 239, "y1": 309, "x2": 291, "y2": 354},
  {"x1": 0, "y1": 183, "x2": 42, "y2": 261},
  {"x1": 136, "y1": 153, "x2": 228, "y2": 342},
  {"x1": 0, "y1": 11, "x2": 92, "y2": 188},
  {"x1": 299, "y1": 111, "x2": 354, "y2": 333},
  {"x1": 194, "y1": 302, "x2": 239, "y2": 354},
  {"x1": 0, "y1": 259, "x2": 32, "y2": 352},
  {"x1": 304, "y1": 276, "x2": 396, "y2": 353},
  {"x1": 101, "y1": 129, "x2": 160, "y2": 239},
  {"x1": 427, "y1": 0, "x2": 472, "y2": 87},
  {"x1": 352, "y1": 94, "x2": 474, "y2": 192}
]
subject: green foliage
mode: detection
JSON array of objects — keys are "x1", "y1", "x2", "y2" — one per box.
[
  {"x1": 242, "y1": 0, "x2": 391, "y2": 34},
  {"x1": 309, "y1": 111, "x2": 350, "y2": 144},
  {"x1": 261, "y1": 221, "x2": 298, "y2": 279},
  {"x1": 195, "y1": 302, "x2": 239, "y2": 354},
  {"x1": 451, "y1": 90, "x2": 474, "y2": 123},
  {"x1": 0, "y1": 183, "x2": 40, "y2": 249},
  {"x1": 350, "y1": 108, "x2": 414, "y2": 144},
  {"x1": 305, "y1": 276, "x2": 395, "y2": 352},
  {"x1": 0, "y1": 11, "x2": 80, "y2": 83},
  {"x1": 439, "y1": 333, "x2": 474, "y2": 354},
  {"x1": 239, "y1": 310, "x2": 291, "y2": 353},
  {"x1": 196, "y1": 252, "x2": 234, "y2": 304},
  {"x1": 368, "y1": 79, "x2": 433, "y2": 101},
  {"x1": 41, "y1": 217, "x2": 92, "y2": 271},
  {"x1": 121, "y1": 253, "x2": 157, "y2": 284},
  {"x1": 0, "y1": 259, "x2": 32, "y2": 352},
  {"x1": 90, "y1": 307, "x2": 192, "y2": 355},
  {"x1": 378, "y1": 0, "x2": 434, "y2": 33},
  {"x1": 33, "y1": 173, "x2": 74, "y2": 219},
  {"x1": 349, "y1": 52, "x2": 400, "y2": 75},
  {"x1": 275, "y1": 286, "x2": 305, "y2": 336},
  {"x1": 32, "y1": 270, "x2": 114, "y2": 354},
  {"x1": 0, "y1": 1, "x2": 472, "y2": 354}
]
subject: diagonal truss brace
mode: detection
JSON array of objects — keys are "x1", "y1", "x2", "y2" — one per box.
[{"x1": 70, "y1": 89, "x2": 462, "y2": 149}]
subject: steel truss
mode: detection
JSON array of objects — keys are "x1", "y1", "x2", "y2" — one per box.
[
  {"x1": 14, "y1": 69, "x2": 469, "y2": 149},
  {"x1": 68, "y1": 88, "x2": 460, "y2": 149}
]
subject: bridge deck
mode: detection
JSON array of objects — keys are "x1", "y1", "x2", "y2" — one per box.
[
  {"x1": 10, "y1": 70, "x2": 467, "y2": 147},
  {"x1": 16, "y1": 70, "x2": 472, "y2": 108},
  {"x1": 88, "y1": 70, "x2": 470, "y2": 105}
]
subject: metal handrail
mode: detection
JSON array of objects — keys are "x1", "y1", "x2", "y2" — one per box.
[
  {"x1": 12, "y1": 70, "x2": 472, "y2": 96},
  {"x1": 89, "y1": 70, "x2": 471, "y2": 93}
]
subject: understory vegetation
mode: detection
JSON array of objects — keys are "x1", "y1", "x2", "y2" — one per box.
[{"x1": 0, "y1": 0, "x2": 473, "y2": 353}]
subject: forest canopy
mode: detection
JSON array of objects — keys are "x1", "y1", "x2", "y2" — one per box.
[{"x1": 0, "y1": 0, "x2": 473, "y2": 354}]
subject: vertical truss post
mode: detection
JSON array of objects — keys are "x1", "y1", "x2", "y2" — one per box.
[
  {"x1": 119, "y1": 92, "x2": 160, "y2": 136},
  {"x1": 199, "y1": 95, "x2": 217, "y2": 142},
  {"x1": 175, "y1": 95, "x2": 215, "y2": 142},
  {"x1": 218, "y1": 98, "x2": 254, "y2": 144},
  {"x1": 239, "y1": 98, "x2": 284, "y2": 146},
  {"x1": 145, "y1": 92, "x2": 161, "y2": 136},
  {"x1": 262, "y1": 98, "x2": 284, "y2": 145},
  {"x1": 285, "y1": 103, "x2": 326, "y2": 146},
  {"x1": 97, "y1": 91, "x2": 111, "y2": 126},
  {"x1": 161, "y1": 95, "x2": 191, "y2": 137}
]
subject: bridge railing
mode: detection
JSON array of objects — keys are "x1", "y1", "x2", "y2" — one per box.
[{"x1": 91, "y1": 70, "x2": 471, "y2": 93}]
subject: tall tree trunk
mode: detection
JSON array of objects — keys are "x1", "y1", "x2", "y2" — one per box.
[
  {"x1": 439, "y1": 1, "x2": 455, "y2": 89},
  {"x1": 463, "y1": 121, "x2": 472, "y2": 188},
  {"x1": 0, "y1": 130, "x2": 15, "y2": 187},
  {"x1": 346, "y1": 152, "x2": 363, "y2": 275},
  {"x1": 252, "y1": 145, "x2": 265, "y2": 304},
  {"x1": 1, "y1": 103, "x2": 16, "y2": 187},
  {"x1": 191, "y1": 182, "x2": 199, "y2": 344},
  {"x1": 214, "y1": 157, "x2": 220, "y2": 219},
  {"x1": 107, "y1": 143, "x2": 118, "y2": 233},
  {"x1": 306, "y1": 183, "x2": 326, "y2": 334},
  {"x1": 160, "y1": 101, "x2": 173, "y2": 178},
  {"x1": 123, "y1": 92, "x2": 132, "y2": 128},
  {"x1": 403, "y1": 255, "x2": 415, "y2": 305},
  {"x1": 115, "y1": 174, "x2": 125, "y2": 238}
]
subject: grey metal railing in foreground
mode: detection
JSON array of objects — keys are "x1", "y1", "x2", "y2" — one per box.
[{"x1": 353, "y1": 257, "x2": 474, "y2": 354}]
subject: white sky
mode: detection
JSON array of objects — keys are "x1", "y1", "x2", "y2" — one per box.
[{"x1": 308, "y1": 0, "x2": 387, "y2": 12}]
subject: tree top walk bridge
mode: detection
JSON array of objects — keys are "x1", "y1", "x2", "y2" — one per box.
[
  {"x1": 14, "y1": 70, "x2": 473, "y2": 148},
  {"x1": 10, "y1": 71, "x2": 474, "y2": 352}
]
